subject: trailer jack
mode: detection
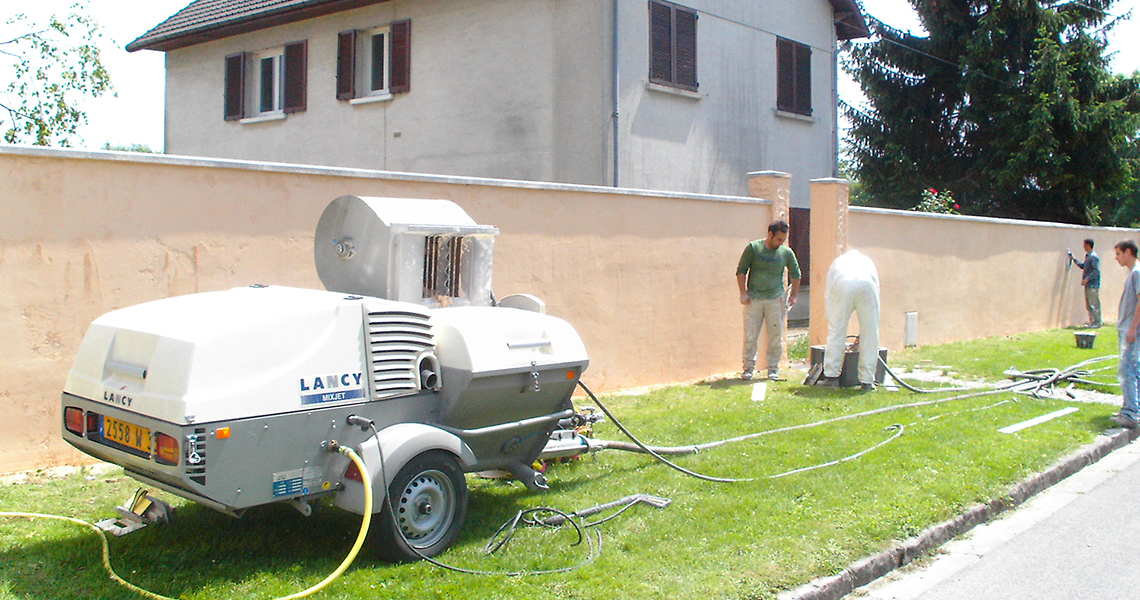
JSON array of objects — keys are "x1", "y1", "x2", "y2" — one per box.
[{"x1": 94, "y1": 488, "x2": 174, "y2": 537}]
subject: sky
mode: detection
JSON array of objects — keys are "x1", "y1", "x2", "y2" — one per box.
[{"x1": 5, "y1": 0, "x2": 1140, "y2": 152}]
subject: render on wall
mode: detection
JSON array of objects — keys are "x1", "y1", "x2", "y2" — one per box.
[{"x1": 138, "y1": 0, "x2": 865, "y2": 204}]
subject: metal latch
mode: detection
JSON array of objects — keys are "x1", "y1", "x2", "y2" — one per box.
[{"x1": 186, "y1": 433, "x2": 203, "y2": 465}]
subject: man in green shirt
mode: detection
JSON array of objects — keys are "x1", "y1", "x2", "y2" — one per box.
[{"x1": 736, "y1": 220, "x2": 801, "y2": 380}]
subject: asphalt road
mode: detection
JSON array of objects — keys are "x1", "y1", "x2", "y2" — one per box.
[{"x1": 854, "y1": 438, "x2": 1140, "y2": 600}]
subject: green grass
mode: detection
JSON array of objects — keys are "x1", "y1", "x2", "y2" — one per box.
[{"x1": 0, "y1": 327, "x2": 1123, "y2": 600}]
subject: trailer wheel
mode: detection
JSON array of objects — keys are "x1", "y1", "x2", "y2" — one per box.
[{"x1": 374, "y1": 450, "x2": 468, "y2": 561}]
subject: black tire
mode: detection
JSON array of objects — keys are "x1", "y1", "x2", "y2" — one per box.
[{"x1": 372, "y1": 450, "x2": 468, "y2": 562}]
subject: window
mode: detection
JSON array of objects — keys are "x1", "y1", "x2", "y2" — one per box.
[
  {"x1": 777, "y1": 37, "x2": 811, "y2": 116},
  {"x1": 223, "y1": 40, "x2": 307, "y2": 121},
  {"x1": 648, "y1": 1, "x2": 697, "y2": 92},
  {"x1": 365, "y1": 26, "x2": 390, "y2": 96},
  {"x1": 255, "y1": 48, "x2": 284, "y2": 115},
  {"x1": 338, "y1": 20, "x2": 411, "y2": 101}
]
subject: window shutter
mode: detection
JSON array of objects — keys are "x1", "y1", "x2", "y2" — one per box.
[
  {"x1": 776, "y1": 38, "x2": 794, "y2": 113},
  {"x1": 337, "y1": 30, "x2": 356, "y2": 100},
  {"x1": 389, "y1": 20, "x2": 411, "y2": 94},
  {"x1": 648, "y1": 1, "x2": 673, "y2": 85},
  {"x1": 224, "y1": 52, "x2": 245, "y2": 121},
  {"x1": 283, "y1": 40, "x2": 307, "y2": 113},
  {"x1": 674, "y1": 8, "x2": 697, "y2": 90},
  {"x1": 794, "y1": 43, "x2": 812, "y2": 115}
]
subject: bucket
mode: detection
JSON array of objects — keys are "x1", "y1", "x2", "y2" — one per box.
[{"x1": 1075, "y1": 331, "x2": 1096, "y2": 349}]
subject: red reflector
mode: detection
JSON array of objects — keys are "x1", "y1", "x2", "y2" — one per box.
[
  {"x1": 64, "y1": 407, "x2": 84, "y2": 436},
  {"x1": 344, "y1": 461, "x2": 363, "y2": 483},
  {"x1": 86, "y1": 412, "x2": 98, "y2": 433},
  {"x1": 154, "y1": 433, "x2": 179, "y2": 466}
]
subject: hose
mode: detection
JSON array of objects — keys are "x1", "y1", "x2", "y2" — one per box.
[
  {"x1": 580, "y1": 381, "x2": 915, "y2": 483},
  {"x1": 0, "y1": 445, "x2": 372, "y2": 600},
  {"x1": 576, "y1": 351, "x2": 1110, "y2": 484},
  {"x1": 362, "y1": 422, "x2": 603, "y2": 576}
]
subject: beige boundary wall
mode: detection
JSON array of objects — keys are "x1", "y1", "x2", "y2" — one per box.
[
  {"x1": 0, "y1": 146, "x2": 777, "y2": 474},
  {"x1": 808, "y1": 178, "x2": 1138, "y2": 350},
  {"x1": 3, "y1": 149, "x2": 1131, "y2": 474}
]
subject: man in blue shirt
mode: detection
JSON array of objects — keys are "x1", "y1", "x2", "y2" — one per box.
[
  {"x1": 1111, "y1": 239, "x2": 1140, "y2": 429},
  {"x1": 1068, "y1": 238, "x2": 1101, "y2": 328}
]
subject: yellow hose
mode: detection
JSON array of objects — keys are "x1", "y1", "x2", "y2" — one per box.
[{"x1": 1, "y1": 445, "x2": 373, "y2": 600}]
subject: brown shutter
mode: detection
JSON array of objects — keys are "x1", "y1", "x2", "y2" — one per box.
[
  {"x1": 224, "y1": 52, "x2": 245, "y2": 120},
  {"x1": 283, "y1": 40, "x2": 307, "y2": 113},
  {"x1": 389, "y1": 20, "x2": 411, "y2": 94},
  {"x1": 674, "y1": 8, "x2": 697, "y2": 90},
  {"x1": 776, "y1": 38, "x2": 794, "y2": 113},
  {"x1": 648, "y1": 1, "x2": 673, "y2": 85},
  {"x1": 794, "y1": 42, "x2": 812, "y2": 115},
  {"x1": 337, "y1": 30, "x2": 356, "y2": 100}
]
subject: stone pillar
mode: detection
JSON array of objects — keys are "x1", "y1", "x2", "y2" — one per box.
[
  {"x1": 809, "y1": 178, "x2": 851, "y2": 347},
  {"x1": 748, "y1": 171, "x2": 791, "y2": 225}
]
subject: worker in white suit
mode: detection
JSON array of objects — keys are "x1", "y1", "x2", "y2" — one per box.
[{"x1": 819, "y1": 250, "x2": 881, "y2": 391}]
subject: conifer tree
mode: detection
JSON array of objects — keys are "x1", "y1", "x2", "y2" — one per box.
[{"x1": 845, "y1": 0, "x2": 1140, "y2": 224}]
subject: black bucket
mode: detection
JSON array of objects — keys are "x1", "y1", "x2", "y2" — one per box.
[{"x1": 1075, "y1": 331, "x2": 1096, "y2": 349}]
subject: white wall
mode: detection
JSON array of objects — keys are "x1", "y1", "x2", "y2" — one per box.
[
  {"x1": 616, "y1": 0, "x2": 839, "y2": 203},
  {"x1": 163, "y1": 0, "x2": 841, "y2": 202}
]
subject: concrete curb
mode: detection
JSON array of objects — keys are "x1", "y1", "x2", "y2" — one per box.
[{"x1": 780, "y1": 426, "x2": 1140, "y2": 600}]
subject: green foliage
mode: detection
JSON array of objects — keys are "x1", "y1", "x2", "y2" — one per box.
[
  {"x1": 844, "y1": 0, "x2": 1140, "y2": 225},
  {"x1": 1, "y1": 2, "x2": 114, "y2": 146},
  {"x1": 0, "y1": 329, "x2": 1120, "y2": 600},
  {"x1": 911, "y1": 188, "x2": 959, "y2": 214},
  {"x1": 101, "y1": 142, "x2": 155, "y2": 153}
]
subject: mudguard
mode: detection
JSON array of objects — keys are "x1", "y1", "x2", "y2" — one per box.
[{"x1": 335, "y1": 423, "x2": 477, "y2": 515}]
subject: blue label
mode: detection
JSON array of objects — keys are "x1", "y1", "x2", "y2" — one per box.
[{"x1": 300, "y1": 387, "x2": 366, "y2": 406}]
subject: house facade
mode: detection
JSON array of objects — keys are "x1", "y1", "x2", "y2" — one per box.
[{"x1": 129, "y1": 0, "x2": 867, "y2": 204}]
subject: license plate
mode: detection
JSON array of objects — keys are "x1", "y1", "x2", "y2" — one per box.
[{"x1": 102, "y1": 415, "x2": 151, "y2": 455}]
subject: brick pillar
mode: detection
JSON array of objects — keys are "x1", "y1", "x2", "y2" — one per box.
[
  {"x1": 748, "y1": 171, "x2": 791, "y2": 225},
  {"x1": 809, "y1": 178, "x2": 850, "y2": 347}
]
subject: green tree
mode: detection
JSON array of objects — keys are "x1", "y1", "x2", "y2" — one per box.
[
  {"x1": 1, "y1": 3, "x2": 113, "y2": 146},
  {"x1": 844, "y1": 0, "x2": 1140, "y2": 224}
]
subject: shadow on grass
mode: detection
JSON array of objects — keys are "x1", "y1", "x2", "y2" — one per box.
[{"x1": 0, "y1": 502, "x2": 373, "y2": 600}]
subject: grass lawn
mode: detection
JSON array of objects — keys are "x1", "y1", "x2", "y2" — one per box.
[{"x1": 0, "y1": 326, "x2": 1124, "y2": 600}]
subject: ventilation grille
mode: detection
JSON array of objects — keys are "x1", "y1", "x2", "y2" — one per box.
[
  {"x1": 423, "y1": 235, "x2": 465, "y2": 299},
  {"x1": 365, "y1": 307, "x2": 434, "y2": 399},
  {"x1": 186, "y1": 427, "x2": 206, "y2": 485}
]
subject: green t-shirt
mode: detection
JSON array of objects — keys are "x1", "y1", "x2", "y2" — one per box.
[{"x1": 736, "y1": 240, "x2": 801, "y2": 300}]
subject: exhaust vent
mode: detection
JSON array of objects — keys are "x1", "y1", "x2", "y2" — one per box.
[
  {"x1": 364, "y1": 303, "x2": 437, "y2": 399},
  {"x1": 424, "y1": 234, "x2": 465, "y2": 299}
]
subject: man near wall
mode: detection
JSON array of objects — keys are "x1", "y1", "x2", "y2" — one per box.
[
  {"x1": 737, "y1": 220, "x2": 801, "y2": 381},
  {"x1": 816, "y1": 250, "x2": 880, "y2": 392},
  {"x1": 1068, "y1": 239, "x2": 1101, "y2": 328},
  {"x1": 1111, "y1": 240, "x2": 1140, "y2": 429}
]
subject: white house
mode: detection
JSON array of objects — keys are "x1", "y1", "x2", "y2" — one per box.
[{"x1": 128, "y1": 0, "x2": 867, "y2": 204}]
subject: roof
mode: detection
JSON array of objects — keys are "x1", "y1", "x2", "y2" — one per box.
[
  {"x1": 831, "y1": 0, "x2": 870, "y2": 40},
  {"x1": 128, "y1": 0, "x2": 869, "y2": 53},
  {"x1": 126, "y1": 0, "x2": 390, "y2": 52}
]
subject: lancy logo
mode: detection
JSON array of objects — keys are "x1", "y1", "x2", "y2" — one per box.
[{"x1": 299, "y1": 372, "x2": 365, "y2": 405}]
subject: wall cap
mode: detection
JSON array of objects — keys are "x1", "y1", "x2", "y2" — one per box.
[
  {"x1": 0, "y1": 144, "x2": 770, "y2": 207},
  {"x1": 850, "y1": 204, "x2": 1138, "y2": 232}
]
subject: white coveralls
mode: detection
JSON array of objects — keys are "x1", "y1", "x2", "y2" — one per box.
[{"x1": 823, "y1": 250, "x2": 881, "y2": 384}]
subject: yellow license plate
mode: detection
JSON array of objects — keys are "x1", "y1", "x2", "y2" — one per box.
[{"x1": 102, "y1": 416, "x2": 151, "y2": 455}]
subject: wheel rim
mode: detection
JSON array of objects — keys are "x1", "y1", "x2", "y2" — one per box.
[{"x1": 396, "y1": 468, "x2": 456, "y2": 548}]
